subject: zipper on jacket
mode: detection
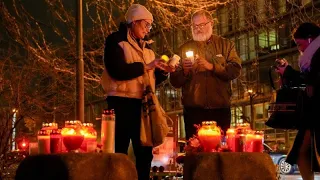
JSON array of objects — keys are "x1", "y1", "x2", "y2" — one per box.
[{"x1": 205, "y1": 70, "x2": 210, "y2": 109}]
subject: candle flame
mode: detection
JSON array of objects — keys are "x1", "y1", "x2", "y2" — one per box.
[
  {"x1": 186, "y1": 51, "x2": 194, "y2": 58},
  {"x1": 227, "y1": 128, "x2": 235, "y2": 133},
  {"x1": 80, "y1": 130, "x2": 96, "y2": 138},
  {"x1": 198, "y1": 128, "x2": 221, "y2": 136},
  {"x1": 61, "y1": 128, "x2": 76, "y2": 135}
]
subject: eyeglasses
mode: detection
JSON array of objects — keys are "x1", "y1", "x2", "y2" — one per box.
[
  {"x1": 192, "y1": 21, "x2": 211, "y2": 29},
  {"x1": 141, "y1": 20, "x2": 152, "y2": 31}
]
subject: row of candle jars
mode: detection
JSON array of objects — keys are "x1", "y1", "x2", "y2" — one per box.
[
  {"x1": 37, "y1": 120, "x2": 97, "y2": 154},
  {"x1": 226, "y1": 123, "x2": 264, "y2": 152},
  {"x1": 196, "y1": 121, "x2": 264, "y2": 153}
]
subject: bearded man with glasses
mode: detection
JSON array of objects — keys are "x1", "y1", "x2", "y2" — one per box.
[{"x1": 170, "y1": 10, "x2": 242, "y2": 140}]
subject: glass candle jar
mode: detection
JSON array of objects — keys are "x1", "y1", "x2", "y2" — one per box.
[
  {"x1": 80, "y1": 123, "x2": 97, "y2": 152},
  {"x1": 226, "y1": 128, "x2": 236, "y2": 152},
  {"x1": 234, "y1": 128, "x2": 246, "y2": 152},
  {"x1": 61, "y1": 120, "x2": 84, "y2": 152},
  {"x1": 101, "y1": 109, "x2": 115, "y2": 153},
  {"x1": 50, "y1": 129, "x2": 62, "y2": 153},
  {"x1": 197, "y1": 121, "x2": 221, "y2": 152},
  {"x1": 38, "y1": 130, "x2": 50, "y2": 154}
]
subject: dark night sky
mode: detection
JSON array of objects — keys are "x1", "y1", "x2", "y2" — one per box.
[{"x1": 1, "y1": 0, "x2": 100, "y2": 45}]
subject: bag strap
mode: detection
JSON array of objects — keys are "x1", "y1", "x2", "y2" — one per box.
[
  {"x1": 141, "y1": 59, "x2": 174, "y2": 126},
  {"x1": 142, "y1": 71, "x2": 152, "y2": 87}
]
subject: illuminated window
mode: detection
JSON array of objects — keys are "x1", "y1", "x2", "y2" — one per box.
[
  {"x1": 255, "y1": 103, "x2": 264, "y2": 120},
  {"x1": 231, "y1": 107, "x2": 243, "y2": 127},
  {"x1": 258, "y1": 31, "x2": 268, "y2": 49},
  {"x1": 258, "y1": 29, "x2": 279, "y2": 51},
  {"x1": 264, "y1": 102, "x2": 270, "y2": 118},
  {"x1": 249, "y1": 33, "x2": 256, "y2": 60},
  {"x1": 245, "y1": 105, "x2": 251, "y2": 122},
  {"x1": 269, "y1": 30, "x2": 278, "y2": 49},
  {"x1": 239, "y1": 34, "x2": 248, "y2": 61},
  {"x1": 231, "y1": 107, "x2": 236, "y2": 127},
  {"x1": 255, "y1": 121, "x2": 265, "y2": 130},
  {"x1": 227, "y1": 5, "x2": 237, "y2": 32},
  {"x1": 236, "y1": 107, "x2": 243, "y2": 125}
]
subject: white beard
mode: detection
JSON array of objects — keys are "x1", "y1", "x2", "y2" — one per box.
[{"x1": 192, "y1": 27, "x2": 213, "y2": 42}]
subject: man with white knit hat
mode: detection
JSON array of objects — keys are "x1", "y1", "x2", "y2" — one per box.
[{"x1": 101, "y1": 4, "x2": 174, "y2": 180}]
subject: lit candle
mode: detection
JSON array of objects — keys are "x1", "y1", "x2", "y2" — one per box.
[
  {"x1": 61, "y1": 128, "x2": 84, "y2": 152},
  {"x1": 50, "y1": 129, "x2": 62, "y2": 154},
  {"x1": 245, "y1": 133, "x2": 254, "y2": 152},
  {"x1": 186, "y1": 51, "x2": 195, "y2": 64},
  {"x1": 252, "y1": 131, "x2": 264, "y2": 152},
  {"x1": 38, "y1": 130, "x2": 50, "y2": 154},
  {"x1": 101, "y1": 109, "x2": 115, "y2": 153},
  {"x1": 226, "y1": 128, "x2": 236, "y2": 152},
  {"x1": 186, "y1": 51, "x2": 194, "y2": 58},
  {"x1": 234, "y1": 128, "x2": 246, "y2": 152},
  {"x1": 80, "y1": 123, "x2": 97, "y2": 152},
  {"x1": 61, "y1": 120, "x2": 84, "y2": 152},
  {"x1": 169, "y1": 54, "x2": 181, "y2": 67},
  {"x1": 197, "y1": 121, "x2": 221, "y2": 152}
]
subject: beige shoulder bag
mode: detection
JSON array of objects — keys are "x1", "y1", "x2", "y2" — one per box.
[{"x1": 140, "y1": 72, "x2": 171, "y2": 147}]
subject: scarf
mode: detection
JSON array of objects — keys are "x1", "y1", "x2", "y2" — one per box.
[{"x1": 299, "y1": 35, "x2": 320, "y2": 72}]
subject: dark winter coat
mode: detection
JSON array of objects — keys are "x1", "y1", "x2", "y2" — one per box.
[{"x1": 284, "y1": 43, "x2": 320, "y2": 171}]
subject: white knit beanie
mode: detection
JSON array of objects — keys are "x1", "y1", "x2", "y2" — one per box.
[{"x1": 125, "y1": 4, "x2": 153, "y2": 24}]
